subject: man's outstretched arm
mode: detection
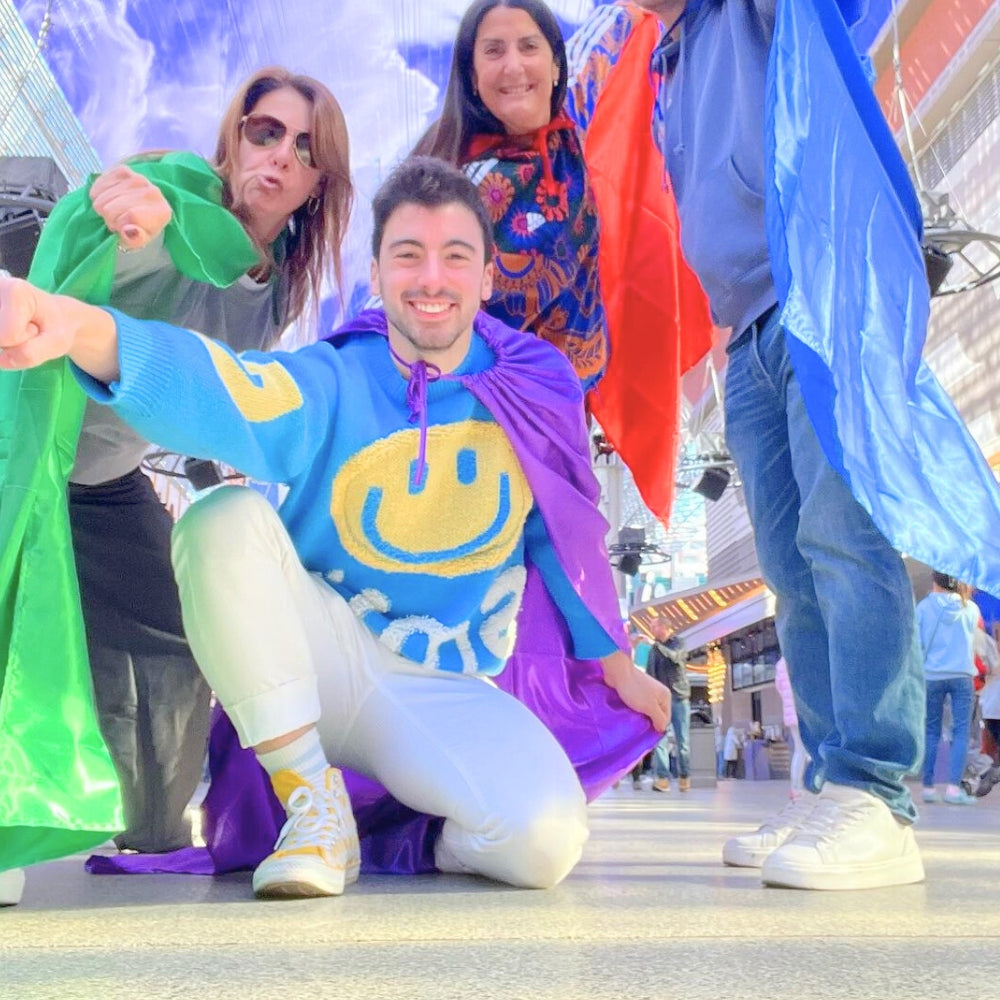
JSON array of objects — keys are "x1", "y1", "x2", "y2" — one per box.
[
  {"x1": 0, "y1": 274, "x2": 330, "y2": 485},
  {"x1": 0, "y1": 277, "x2": 120, "y2": 383}
]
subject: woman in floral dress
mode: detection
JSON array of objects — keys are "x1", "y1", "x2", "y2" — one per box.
[{"x1": 414, "y1": 0, "x2": 607, "y2": 391}]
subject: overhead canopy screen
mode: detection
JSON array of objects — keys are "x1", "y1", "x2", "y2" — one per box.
[
  {"x1": 12, "y1": 0, "x2": 891, "y2": 319},
  {"x1": 14, "y1": 0, "x2": 601, "y2": 315}
]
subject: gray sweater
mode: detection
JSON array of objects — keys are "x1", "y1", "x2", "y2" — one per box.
[{"x1": 656, "y1": 0, "x2": 777, "y2": 338}]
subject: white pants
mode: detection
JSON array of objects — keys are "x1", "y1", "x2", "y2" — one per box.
[{"x1": 172, "y1": 486, "x2": 588, "y2": 889}]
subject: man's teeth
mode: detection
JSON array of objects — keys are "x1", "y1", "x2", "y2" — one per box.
[{"x1": 414, "y1": 302, "x2": 450, "y2": 313}]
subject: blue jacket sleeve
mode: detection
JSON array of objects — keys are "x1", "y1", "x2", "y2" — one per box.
[
  {"x1": 74, "y1": 308, "x2": 337, "y2": 484},
  {"x1": 523, "y1": 505, "x2": 619, "y2": 660}
]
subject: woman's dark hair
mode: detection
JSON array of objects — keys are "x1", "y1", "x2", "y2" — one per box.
[
  {"x1": 932, "y1": 571, "x2": 959, "y2": 592},
  {"x1": 214, "y1": 66, "x2": 353, "y2": 326},
  {"x1": 371, "y1": 157, "x2": 494, "y2": 264},
  {"x1": 412, "y1": 0, "x2": 568, "y2": 164}
]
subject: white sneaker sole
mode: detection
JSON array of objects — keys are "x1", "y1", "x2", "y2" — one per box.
[
  {"x1": 252, "y1": 855, "x2": 360, "y2": 900},
  {"x1": 761, "y1": 851, "x2": 925, "y2": 890},
  {"x1": 722, "y1": 838, "x2": 783, "y2": 869},
  {"x1": 0, "y1": 868, "x2": 25, "y2": 907}
]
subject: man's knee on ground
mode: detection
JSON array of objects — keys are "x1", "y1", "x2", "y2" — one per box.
[{"x1": 471, "y1": 798, "x2": 589, "y2": 890}]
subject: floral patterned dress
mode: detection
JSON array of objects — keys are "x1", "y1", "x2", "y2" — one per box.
[{"x1": 462, "y1": 113, "x2": 607, "y2": 392}]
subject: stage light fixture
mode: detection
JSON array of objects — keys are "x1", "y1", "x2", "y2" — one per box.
[
  {"x1": 608, "y1": 526, "x2": 669, "y2": 577},
  {"x1": 0, "y1": 157, "x2": 67, "y2": 279},
  {"x1": 923, "y1": 243, "x2": 955, "y2": 296},
  {"x1": 616, "y1": 552, "x2": 642, "y2": 577},
  {"x1": 692, "y1": 465, "x2": 731, "y2": 502}
]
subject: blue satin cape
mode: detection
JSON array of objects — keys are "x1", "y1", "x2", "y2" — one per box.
[{"x1": 768, "y1": 0, "x2": 1000, "y2": 594}]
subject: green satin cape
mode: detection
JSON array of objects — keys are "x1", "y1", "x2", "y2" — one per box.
[{"x1": 0, "y1": 152, "x2": 258, "y2": 871}]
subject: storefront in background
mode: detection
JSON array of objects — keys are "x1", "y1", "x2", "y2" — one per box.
[{"x1": 631, "y1": 579, "x2": 792, "y2": 781}]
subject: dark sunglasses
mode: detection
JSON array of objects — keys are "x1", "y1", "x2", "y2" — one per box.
[{"x1": 240, "y1": 113, "x2": 314, "y2": 169}]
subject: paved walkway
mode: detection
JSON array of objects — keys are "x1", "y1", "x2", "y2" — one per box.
[{"x1": 3, "y1": 778, "x2": 998, "y2": 1000}]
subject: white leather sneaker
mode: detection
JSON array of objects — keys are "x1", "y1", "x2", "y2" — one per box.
[
  {"x1": 761, "y1": 784, "x2": 925, "y2": 890},
  {"x1": 0, "y1": 867, "x2": 25, "y2": 907},
  {"x1": 722, "y1": 794, "x2": 818, "y2": 868}
]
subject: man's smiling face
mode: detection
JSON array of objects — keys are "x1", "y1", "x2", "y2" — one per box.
[{"x1": 371, "y1": 201, "x2": 494, "y2": 374}]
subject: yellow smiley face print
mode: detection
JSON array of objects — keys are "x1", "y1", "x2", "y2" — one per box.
[
  {"x1": 201, "y1": 335, "x2": 303, "y2": 422},
  {"x1": 331, "y1": 420, "x2": 532, "y2": 577}
]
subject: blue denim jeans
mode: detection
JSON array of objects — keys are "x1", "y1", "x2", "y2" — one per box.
[
  {"x1": 653, "y1": 697, "x2": 691, "y2": 779},
  {"x1": 724, "y1": 311, "x2": 924, "y2": 821},
  {"x1": 922, "y1": 676, "x2": 974, "y2": 786}
]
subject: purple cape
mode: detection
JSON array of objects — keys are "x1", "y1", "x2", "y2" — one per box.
[{"x1": 88, "y1": 311, "x2": 657, "y2": 877}]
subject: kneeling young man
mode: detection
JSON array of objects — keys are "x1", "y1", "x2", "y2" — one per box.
[{"x1": 0, "y1": 157, "x2": 669, "y2": 900}]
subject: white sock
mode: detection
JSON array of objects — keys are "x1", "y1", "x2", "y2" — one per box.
[{"x1": 256, "y1": 728, "x2": 329, "y2": 787}]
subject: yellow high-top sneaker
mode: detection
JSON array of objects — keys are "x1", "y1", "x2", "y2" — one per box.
[{"x1": 252, "y1": 766, "x2": 361, "y2": 899}]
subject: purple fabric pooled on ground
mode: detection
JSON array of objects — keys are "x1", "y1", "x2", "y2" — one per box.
[
  {"x1": 85, "y1": 845, "x2": 216, "y2": 876},
  {"x1": 88, "y1": 311, "x2": 657, "y2": 878},
  {"x1": 88, "y1": 706, "x2": 445, "y2": 875}
]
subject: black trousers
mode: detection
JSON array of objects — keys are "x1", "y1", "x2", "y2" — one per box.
[{"x1": 69, "y1": 469, "x2": 211, "y2": 852}]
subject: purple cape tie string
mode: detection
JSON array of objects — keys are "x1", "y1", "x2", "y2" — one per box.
[{"x1": 386, "y1": 341, "x2": 443, "y2": 488}]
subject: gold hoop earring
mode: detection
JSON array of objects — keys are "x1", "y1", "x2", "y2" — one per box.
[{"x1": 307, "y1": 195, "x2": 321, "y2": 216}]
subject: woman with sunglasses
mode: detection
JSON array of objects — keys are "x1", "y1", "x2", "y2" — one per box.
[
  {"x1": 0, "y1": 66, "x2": 352, "y2": 903},
  {"x1": 74, "y1": 66, "x2": 352, "y2": 857}
]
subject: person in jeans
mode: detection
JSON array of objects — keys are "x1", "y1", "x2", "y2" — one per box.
[
  {"x1": 646, "y1": 620, "x2": 691, "y2": 792},
  {"x1": 631, "y1": 0, "x2": 1000, "y2": 889},
  {"x1": 917, "y1": 572, "x2": 979, "y2": 805}
]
